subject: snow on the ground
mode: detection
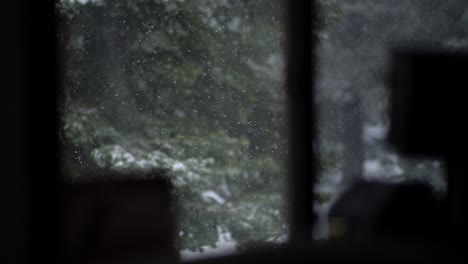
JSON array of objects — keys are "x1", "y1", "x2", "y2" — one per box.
[{"x1": 180, "y1": 226, "x2": 237, "y2": 261}]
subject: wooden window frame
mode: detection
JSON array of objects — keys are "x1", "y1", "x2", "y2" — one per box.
[{"x1": 10, "y1": 0, "x2": 317, "y2": 263}]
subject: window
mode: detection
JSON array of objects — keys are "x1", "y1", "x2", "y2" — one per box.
[
  {"x1": 52, "y1": 0, "x2": 467, "y2": 261},
  {"x1": 313, "y1": 0, "x2": 468, "y2": 239},
  {"x1": 57, "y1": 0, "x2": 287, "y2": 259}
]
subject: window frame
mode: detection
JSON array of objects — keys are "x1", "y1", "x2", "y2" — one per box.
[{"x1": 18, "y1": 0, "x2": 318, "y2": 262}]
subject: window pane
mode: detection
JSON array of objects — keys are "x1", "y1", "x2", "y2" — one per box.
[
  {"x1": 313, "y1": 0, "x2": 466, "y2": 239},
  {"x1": 57, "y1": 0, "x2": 287, "y2": 258}
]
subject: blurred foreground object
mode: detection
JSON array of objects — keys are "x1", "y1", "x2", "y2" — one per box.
[
  {"x1": 63, "y1": 172, "x2": 175, "y2": 264},
  {"x1": 329, "y1": 181, "x2": 442, "y2": 242},
  {"x1": 329, "y1": 48, "x2": 468, "y2": 259},
  {"x1": 388, "y1": 48, "x2": 468, "y2": 256},
  {"x1": 388, "y1": 49, "x2": 468, "y2": 158}
]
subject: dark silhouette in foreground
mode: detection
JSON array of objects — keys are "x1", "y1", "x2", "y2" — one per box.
[{"x1": 329, "y1": 181, "x2": 443, "y2": 243}]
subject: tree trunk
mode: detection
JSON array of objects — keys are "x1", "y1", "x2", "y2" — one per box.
[
  {"x1": 96, "y1": 6, "x2": 138, "y2": 132},
  {"x1": 341, "y1": 92, "x2": 364, "y2": 185}
]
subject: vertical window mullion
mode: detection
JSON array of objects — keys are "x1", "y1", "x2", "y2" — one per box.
[{"x1": 286, "y1": 0, "x2": 317, "y2": 244}]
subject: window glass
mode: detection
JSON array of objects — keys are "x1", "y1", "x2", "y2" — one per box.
[
  {"x1": 57, "y1": 0, "x2": 287, "y2": 258},
  {"x1": 313, "y1": 0, "x2": 468, "y2": 239}
]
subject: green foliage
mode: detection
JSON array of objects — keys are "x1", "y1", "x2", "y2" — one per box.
[
  {"x1": 57, "y1": 0, "x2": 357, "y2": 251},
  {"x1": 58, "y1": 0, "x2": 289, "y2": 252}
]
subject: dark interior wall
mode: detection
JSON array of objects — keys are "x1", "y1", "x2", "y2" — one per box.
[
  {"x1": 2, "y1": 1, "x2": 28, "y2": 263},
  {"x1": 1, "y1": 1, "x2": 58, "y2": 263}
]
